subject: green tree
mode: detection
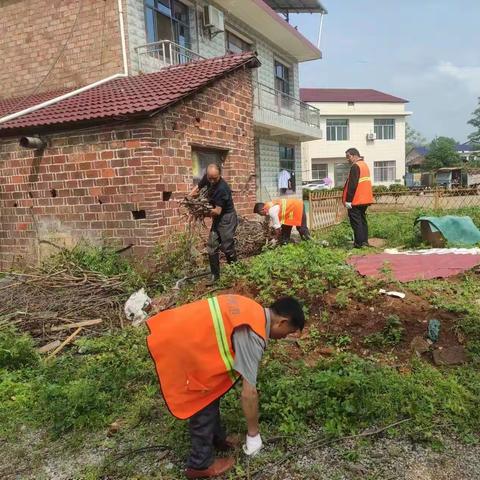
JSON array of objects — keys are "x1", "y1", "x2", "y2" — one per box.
[
  {"x1": 424, "y1": 136, "x2": 461, "y2": 170},
  {"x1": 468, "y1": 97, "x2": 480, "y2": 146},
  {"x1": 405, "y1": 122, "x2": 427, "y2": 152}
]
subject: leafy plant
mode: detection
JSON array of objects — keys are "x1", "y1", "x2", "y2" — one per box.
[{"x1": 364, "y1": 315, "x2": 405, "y2": 349}]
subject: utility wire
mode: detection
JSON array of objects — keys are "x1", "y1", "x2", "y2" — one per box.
[{"x1": 3, "y1": 0, "x2": 83, "y2": 117}]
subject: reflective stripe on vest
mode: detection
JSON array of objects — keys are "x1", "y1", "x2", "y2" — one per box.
[
  {"x1": 207, "y1": 297, "x2": 236, "y2": 382},
  {"x1": 280, "y1": 199, "x2": 287, "y2": 224}
]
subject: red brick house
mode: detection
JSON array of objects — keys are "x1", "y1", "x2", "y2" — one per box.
[{"x1": 0, "y1": 53, "x2": 259, "y2": 268}]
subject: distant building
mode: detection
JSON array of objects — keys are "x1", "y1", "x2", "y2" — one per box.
[{"x1": 300, "y1": 88, "x2": 410, "y2": 187}]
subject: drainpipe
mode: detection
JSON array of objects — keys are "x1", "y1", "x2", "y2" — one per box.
[
  {"x1": 317, "y1": 13, "x2": 325, "y2": 50},
  {"x1": 118, "y1": 0, "x2": 129, "y2": 76},
  {"x1": 0, "y1": 0, "x2": 129, "y2": 126}
]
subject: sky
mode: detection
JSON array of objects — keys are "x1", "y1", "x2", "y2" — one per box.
[{"x1": 290, "y1": 0, "x2": 480, "y2": 143}]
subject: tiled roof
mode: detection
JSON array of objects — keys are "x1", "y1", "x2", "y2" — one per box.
[
  {"x1": 0, "y1": 52, "x2": 259, "y2": 134},
  {"x1": 300, "y1": 88, "x2": 408, "y2": 103}
]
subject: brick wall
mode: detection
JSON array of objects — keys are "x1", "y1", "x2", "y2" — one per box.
[
  {"x1": 0, "y1": 0, "x2": 124, "y2": 100},
  {"x1": 0, "y1": 69, "x2": 255, "y2": 268}
]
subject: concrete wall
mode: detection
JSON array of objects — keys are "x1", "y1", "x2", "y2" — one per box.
[{"x1": 302, "y1": 102, "x2": 408, "y2": 186}]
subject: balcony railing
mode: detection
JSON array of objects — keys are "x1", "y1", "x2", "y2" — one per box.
[
  {"x1": 253, "y1": 81, "x2": 321, "y2": 128},
  {"x1": 135, "y1": 40, "x2": 204, "y2": 72}
]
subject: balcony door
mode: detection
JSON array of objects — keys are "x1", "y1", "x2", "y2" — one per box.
[{"x1": 145, "y1": 0, "x2": 191, "y2": 60}]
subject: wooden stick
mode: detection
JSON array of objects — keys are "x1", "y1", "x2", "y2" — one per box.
[
  {"x1": 38, "y1": 340, "x2": 61, "y2": 354},
  {"x1": 48, "y1": 327, "x2": 82, "y2": 358},
  {"x1": 51, "y1": 318, "x2": 102, "y2": 332}
]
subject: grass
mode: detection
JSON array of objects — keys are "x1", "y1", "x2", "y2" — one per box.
[{"x1": 1, "y1": 209, "x2": 480, "y2": 478}]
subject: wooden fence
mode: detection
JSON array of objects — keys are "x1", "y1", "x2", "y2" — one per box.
[{"x1": 308, "y1": 188, "x2": 480, "y2": 230}]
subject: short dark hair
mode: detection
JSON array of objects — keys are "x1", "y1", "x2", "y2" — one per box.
[
  {"x1": 270, "y1": 296, "x2": 305, "y2": 331},
  {"x1": 253, "y1": 202, "x2": 265, "y2": 214},
  {"x1": 345, "y1": 148, "x2": 360, "y2": 157}
]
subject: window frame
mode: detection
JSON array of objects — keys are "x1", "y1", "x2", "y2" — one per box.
[
  {"x1": 374, "y1": 160, "x2": 396, "y2": 182},
  {"x1": 225, "y1": 29, "x2": 252, "y2": 54},
  {"x1": 279, "y1": 144, "x2": 296, "y2": 191},
  {"x1": 326, "y1": 119, "x2": 349, "y2": 141},
  {"x1": 191, "y1": 146, "x2": 226, "y2": 185},
  {"x1": 144, "y1": 0, "x2": 191, "y2": 49},
  {"x1": 311, "y1": 162, "x2": 328, "y2": 180},
  {"x1": 374, "y1": 118, "x2": 396, "y2": 140},
  {"x1": 274, "y1": 59, "x2": 292, "y2": 108}
]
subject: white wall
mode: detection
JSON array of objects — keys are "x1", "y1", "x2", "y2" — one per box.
[{"x1": 302, "y1": 102, "x2": 409, "y2": 186}]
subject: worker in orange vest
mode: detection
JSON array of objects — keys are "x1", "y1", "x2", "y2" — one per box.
[
  {"x1": 253, "y1": 198, "x2": 311, "y2": 244},
  {"x1": 146, "y1": 295, "x2": 305, "y2": 479},
  {"x1": 343, "y1": 148, "x2": 374, "y2": 248}
]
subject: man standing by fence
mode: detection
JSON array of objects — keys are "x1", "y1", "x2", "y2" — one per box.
[{"x1": 343, "y1": 148, "x2": 374, "y2": 248}]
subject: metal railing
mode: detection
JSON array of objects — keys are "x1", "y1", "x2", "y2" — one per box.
[
  {"x1": 135, "y1": 40, "x2": 204, "y2": 72},
  {"x1": 308, "y1": 188, "x2": 480, "y2": 230},
  {"x1": 253, "y1": 80, "x2": 321, "y2": 128}
]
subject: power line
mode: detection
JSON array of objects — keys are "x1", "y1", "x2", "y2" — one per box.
[{"x1": 4, "y1": 0, "x2": 83, "y2": 116}]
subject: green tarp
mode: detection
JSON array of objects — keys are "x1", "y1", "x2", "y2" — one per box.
[{"x1": 415, "y1": 216, "x2": 480, "y2": 245}]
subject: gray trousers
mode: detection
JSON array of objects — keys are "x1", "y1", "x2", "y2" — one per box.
[
  {"x1": 186, "y1": 398, "x2": 226, "y2": 469},
  {"x1": 207, "y1": 211, "x2": 238, "y2": 262}
]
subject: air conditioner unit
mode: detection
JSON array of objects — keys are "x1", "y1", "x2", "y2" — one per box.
[
  {"x1": 366, "y1": 132, "x2": 376, "y2": 141},
  {"x1": 203, "y1": 5, "x2": 224, "y2": 32}
]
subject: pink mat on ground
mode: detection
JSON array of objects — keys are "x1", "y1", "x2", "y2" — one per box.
[{"x1": 347, "y1": 253, "x2": 480, "y2": 282}]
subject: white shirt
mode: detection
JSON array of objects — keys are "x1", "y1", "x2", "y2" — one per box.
[
  {"x1": 278, "y1": 169, "x2": 291, "y2": 189},
  {"x1": 268, "y1": 204, "x2": 282, "y2": 229}
]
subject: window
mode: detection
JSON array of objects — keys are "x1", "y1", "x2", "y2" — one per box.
[
  {"x1": 226, "y1": 30, "x2": 251, "y2": 54},
  {"x1": 312, "y1": 162, "x2": 328, "y2": 180},
  {"x1": 374, "y1": 161, "x2": 396, "y2": 182},
  {"x1": 279, "y1": 145, "x2": 296, "y2": 192},
  {"x1": 144, "y1": 0, "x2": 191, "y2": 49},
  {"x1": 326, "y1": 119, "x2": 349, "y2": 141},
  {"x1": 191, "y1": 148, "x2": 225, "y2": 185},
  {"x1": 274, "y1": 60, "x2": 291, "y2": 107},
  {"x1": 374, "y1": 118, "x2": 395, "y2": 140},
  {"x1": 334, "y1": 162, "x2": 350, "y2": 187}
]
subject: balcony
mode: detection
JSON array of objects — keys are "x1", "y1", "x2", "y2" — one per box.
[
  {"x1": 135, "y1": 40, "x2": 204, "y2": 73},
  {"x1": 253, "y1": 81, "x2": 322, "y2": 141}
]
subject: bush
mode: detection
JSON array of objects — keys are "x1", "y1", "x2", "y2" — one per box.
[{"x1": 0, "y1": 327, "x2": 39, "y2": 370}]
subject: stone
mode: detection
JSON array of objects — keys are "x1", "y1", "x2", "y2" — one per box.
[
  {"x1": 433, "y1": 346, "x2": 467, "y2": 366},
  {"x1": 369, "y1": 237, "x2": 387, "y2": 248},
  {"x1": 410, "y1": 336, "x2": 430, "y2": 356}
]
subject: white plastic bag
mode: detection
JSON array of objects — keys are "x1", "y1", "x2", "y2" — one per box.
[{"x1": 124, "y1": 288, "x2": 152, "y2": 326}]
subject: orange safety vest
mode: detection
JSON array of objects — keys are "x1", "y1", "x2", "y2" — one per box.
[
  {"x1": 342, "y1": 160, "x2": 374, "y2": 206},
  {"x1": 146, "y1": 295, "x2": 267, "y2": 419},
  {"x1": 264, "y1": 198, "x2": 304, "y2": 226}
]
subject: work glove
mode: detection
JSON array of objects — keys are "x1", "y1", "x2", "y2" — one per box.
[
  {"x1": 242, "y1": 433, "x2": 263, "y2": 456},
  {"x1": 345, "y1": 202, "x2": 352, "y2": 209}
]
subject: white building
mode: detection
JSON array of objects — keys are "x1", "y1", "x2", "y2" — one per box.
[
  {"x1": 127, "y1": 0, "x2": 328, "y2": 200},
  {"x1": 300, "y1": 89, "x2": 410, "y2": 187}
]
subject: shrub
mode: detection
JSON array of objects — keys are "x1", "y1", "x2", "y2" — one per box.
[{"x1": 0, "y1": 327, "x2": 39, "y2": 370}]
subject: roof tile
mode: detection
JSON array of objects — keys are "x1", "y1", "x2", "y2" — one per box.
[
  {"x1": 300, "y1": 88, "x2": 408, "y2": 103},
  {"x1": 0, "y1": 52, "x2": 259, "y2": 134}
]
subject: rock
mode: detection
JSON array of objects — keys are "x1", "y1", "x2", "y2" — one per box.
[
  {"x1": 433, "y1": 346, "x2": 467, "y2": 366},
  {"x1": 107, "y1": 421, "x2": 121, "y2": 436},
  {"x1": 410, "y1": 336, "x2": 430, "y2": 356},
  {"x1": 318, "y1": 346, "x2": 335, "y2": 355},
  {"x1": 346, "y1": 463, "x2": 367, "y2": 475}
]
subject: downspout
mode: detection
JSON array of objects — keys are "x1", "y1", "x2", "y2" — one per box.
[
  {"x1": 316, "y1": 13, "x2": 324, "y2": 50},
  {"x1": 0, "y1": 0, "x2": 129, "y2": 126},
  {"x1": 118, "y1": 0, "x2": 129, "y2": 76}
]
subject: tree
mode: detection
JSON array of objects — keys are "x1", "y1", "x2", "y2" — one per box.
[
  {"x1": 424, "y1": 136, "x2": 461, "y2": 170},
  {"x1": 405, "y1": 123, "x2": 427, "y2": 153},
  {"x1": 468, "y1": 97, "x2": 480, "y2": 146}
]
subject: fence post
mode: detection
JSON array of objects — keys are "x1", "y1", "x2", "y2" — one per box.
[
  {"x1": 433, "y1": 189, "x2": 440, "y2": 210},
  {"x1": 308, "y1": 190, "x2": 314, "y2": 230}
]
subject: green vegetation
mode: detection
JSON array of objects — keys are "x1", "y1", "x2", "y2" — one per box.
[{"x1": 2, "y1": 210, "x2": 480, "y2": 478}]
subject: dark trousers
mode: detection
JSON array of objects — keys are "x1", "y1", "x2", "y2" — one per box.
[
  {"x1": 186, "y1": 398, "x2": 226, "y2": 470},
  {"x1": 280, "y1": 206, "x2": 311, "y2": 244},
  {"x1": 207, "y1": 211, "x2": 238, "y2": 261},
  {"x1": 348, "y1": 205, "x2": 369, "y2": 247}
]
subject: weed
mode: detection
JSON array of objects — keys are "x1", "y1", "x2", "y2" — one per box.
[
  {"x1": 0, "y1": 327, "x2": 39, "y2": 370},
  {"x1": 364, "y1": 315, "x2": 405, "y2": 349}
]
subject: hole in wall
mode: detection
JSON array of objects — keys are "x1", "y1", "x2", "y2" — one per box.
[
  {"x1": 162, "y1": 191, "x2": 172, "y2": 201},
  {"x1": 132, "y1": 210, "x2": 146, "y2": 220},
  {"x1": 28, "y1": 192, "x2": 33, "y2": 198},
  {"x1": 97, "y1": 197, "x2": 103, "y2": 204},
  {"x1": 50, "y1": 189, "x2": 57, "y2": 198},
  {"x1": 13, "y1": 202, "x2": 18, "y2": 207}
]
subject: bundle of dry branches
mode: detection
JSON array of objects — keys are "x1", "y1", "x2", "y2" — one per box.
[
  {"x1": 0, "y1": 261, "x2": 129, "y2": 346},
  {"x1": 179, "y1": 187, "x2": 212, "y2": 225},
  {"x1": 235, "y1": 217, "x2": 272, "y2": 258}
]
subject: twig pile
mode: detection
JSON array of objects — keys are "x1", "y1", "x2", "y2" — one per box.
[
  {"x1": 179, "y1": 187, "x2": 212, "y2": 225},
  {"x1": 0, "y1": 262, "x2": 129, "y2": 345},
  {"x1": 235, "y1": 217, "x2": 272, "y2": 258}
]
